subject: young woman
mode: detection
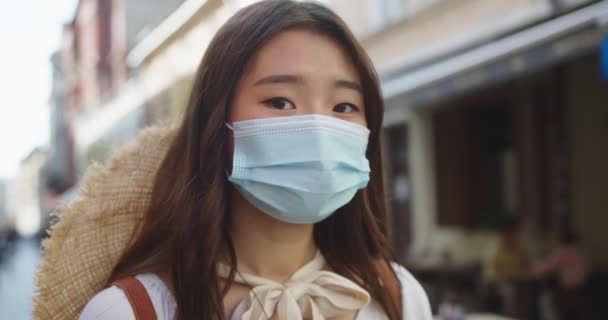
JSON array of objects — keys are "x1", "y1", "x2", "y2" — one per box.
[{"x1": 79, "y1": 0, "x2": 431, "y2": 319}]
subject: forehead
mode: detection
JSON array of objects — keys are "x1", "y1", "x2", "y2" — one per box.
[{"x1": 244, "y1": 29, "x2": 360, "y2": 82}]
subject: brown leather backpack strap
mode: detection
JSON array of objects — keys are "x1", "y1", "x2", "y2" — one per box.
[
  {"x1": 112, "y1": 276, "x2": 158, "y2": 320},
  {"x1": 376, "y1": 259, "x2": 403, "y2": 319}
]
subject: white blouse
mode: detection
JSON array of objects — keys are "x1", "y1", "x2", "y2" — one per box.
[{"x1": 80, "y1": 263, "x2": 432, "y2": 319}]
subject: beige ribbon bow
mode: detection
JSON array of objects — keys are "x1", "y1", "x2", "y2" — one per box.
[{"x1": 218, "y1": 252, "x2": 371, "y2": 320}]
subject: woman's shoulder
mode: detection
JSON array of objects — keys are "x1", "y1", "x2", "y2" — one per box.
[
  {"x1": 79, "y1": 273, "x2": 176, "y2": 320},
  {"x1": 390, "y1": 262, "x2": 433, "y2": 319},
  {"x1": 79, "y1": 283, "x2": 135, "y2": 320}
]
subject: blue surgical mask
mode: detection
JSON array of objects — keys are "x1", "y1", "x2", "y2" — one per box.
[{"x1": 226, "y1": 114, "x2": 371, "y2": 224}]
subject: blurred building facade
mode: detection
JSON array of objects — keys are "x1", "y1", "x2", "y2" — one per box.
[
  {"x1": 340, "y1": 0, "x2": 608, "y2": 273},
  {"x1": 336, "y1": 0, "x2": 607, "y2": 316},
  {"x1": 6, "y1": 149, "x2": 47, "y2": 236},
  {"x1": 45, "y1": 51, "x2": 77, "y2": 215},
  {"x1": 0, "y1": 180, "x2": 7, "y2": 231},
  {"x1": 46, "y1": 0, "x2": 188, "y2": 215}
]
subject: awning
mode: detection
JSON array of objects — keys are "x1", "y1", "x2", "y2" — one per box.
[{"x1": 382, "y1": 0, "x2": 608, "y2": 110}]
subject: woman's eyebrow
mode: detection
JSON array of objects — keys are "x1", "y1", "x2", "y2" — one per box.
[
  {"x1": 254, "y1": 74, "x2": 362, "y2": 93},
  {"x1": 254, "y1": 74, "x2": 303, "y2": 86},
  {"x1": 334, "y1": 79, "x2": 362, "y2": 93}
]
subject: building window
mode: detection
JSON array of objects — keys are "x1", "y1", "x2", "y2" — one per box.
[
  {"x1": 431, "y1": 80, "x2": 560, "y2": 231},
  {"x1": 433, "y1": 103, "x2": 518, "y2": 229},
  {"x1": 369, "y1": 0, "x2": 408, "y2": 31}
]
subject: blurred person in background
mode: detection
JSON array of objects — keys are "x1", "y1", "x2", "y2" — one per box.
[
  {"x1": 40, "y1": 1, "x2": 432, "y2": 319},
  {"x1": 482, "y1": 220, "x2": 530, "y2": 318},
  {"x1": 437, "y1": 289, "x2": 466, "y2": 320},
  {"x1": 533, "y1": 228, "x2": 590, "y2": 320}
]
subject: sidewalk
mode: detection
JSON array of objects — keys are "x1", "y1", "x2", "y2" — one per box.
[{"x1": 0, "y1": 237, "x2": 42, "y2": 319}]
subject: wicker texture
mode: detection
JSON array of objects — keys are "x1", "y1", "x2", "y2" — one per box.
[{"x1": 33, "y1": 125, "x2": 177, "y2": 320}]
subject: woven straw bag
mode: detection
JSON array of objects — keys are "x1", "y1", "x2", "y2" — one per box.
[{"x1": 33, "y1": 125, "x2": 177, "y2": 320}]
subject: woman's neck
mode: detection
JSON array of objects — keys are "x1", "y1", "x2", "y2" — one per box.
[{"x1": 227, "y1": 187, "x2": 317, "y2": 283}]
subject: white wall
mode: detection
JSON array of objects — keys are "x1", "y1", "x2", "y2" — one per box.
[
  {"x1": 6, "y1": 151, "x2": 46, "y2": 236},
  {"x1": 347, "y1": 0, "x2": 552, "y2": 75}
]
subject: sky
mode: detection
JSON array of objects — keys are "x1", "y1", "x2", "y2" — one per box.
[{"x1": 0, "y1": 0, "x2": 77, "y2": 180}]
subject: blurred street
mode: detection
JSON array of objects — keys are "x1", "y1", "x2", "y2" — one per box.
[{"x1": 0, "y1": 237, "x2": 41, "y2": 319}]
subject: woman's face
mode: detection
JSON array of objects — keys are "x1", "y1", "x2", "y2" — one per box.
[{"x1": 229, "y1": 29, "x2": 366, "y2": 126}]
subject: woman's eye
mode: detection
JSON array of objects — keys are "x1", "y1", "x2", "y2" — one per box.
[
  {"x1": 333, "y1": 103, "x2": 358, "y2": 113},
  {"x1": 264, "y1": 97, "x2": 295, "y2": 110}
]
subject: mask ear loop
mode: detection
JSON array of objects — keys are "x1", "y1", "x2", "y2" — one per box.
[{"x1": 225, "y1": 122, "x2": 234, "y2": 178}]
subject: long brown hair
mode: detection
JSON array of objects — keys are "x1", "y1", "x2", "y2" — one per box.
[{"x1": 109, "y1": 1, "x2": 399, "y2": 319}]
